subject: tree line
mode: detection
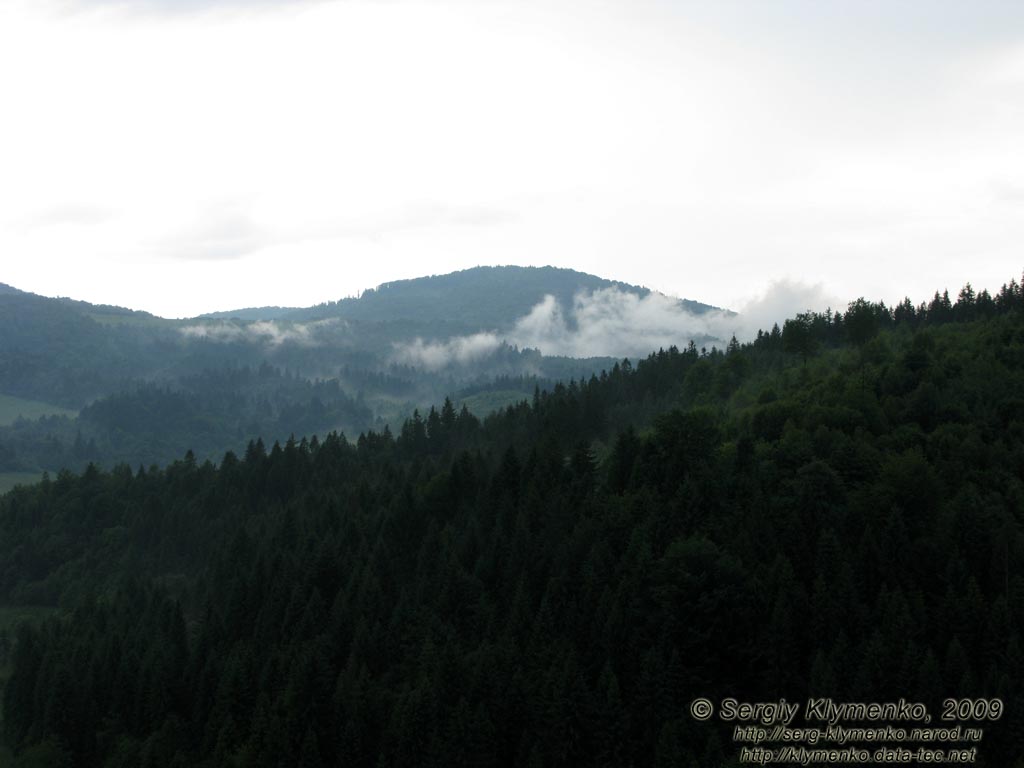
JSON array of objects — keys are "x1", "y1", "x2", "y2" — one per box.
[{"x1": 1, "y1": 274, "x2": 1022, "y2": 767}]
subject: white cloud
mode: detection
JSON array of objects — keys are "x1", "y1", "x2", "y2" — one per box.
[
  {"x1": 156, "y1": 201, "x2": 268, "y2": 261},
  {"x1": 178, "y1": 318, "x2": 336, "y2": 345},
  {"x1": 391, "y1": 332, "x2": 502, "y2": 371},
  {"x1": 392, "y1": 281, "x2": 841, "y2": 368},
  {"x1": 178, "y1": 322, "x2": 246, "y2": 342},
  {"x1": 0, "y1": 1, "x2": 1022, "y2": 316},
  {"x1": 14, "y1": 203, "x2": 112, "y2": 231},
  {"x1": 508, "y1": 290, "x2": 713, "y2": 359},
  {"x1": 52, "y1": 0, "x2": 326, "y2": 17},
  {"x1": 729, "y1": 280, "x2": 841, "y2": 340}
]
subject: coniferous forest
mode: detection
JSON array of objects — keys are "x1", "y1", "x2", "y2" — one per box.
[{"x1": 2, "y1": 275, "x2": 1024, "y2": 767}]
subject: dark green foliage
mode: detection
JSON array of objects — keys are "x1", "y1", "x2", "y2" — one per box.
[
  {"x1": 0, "y1": 365, "x2": 375, "y2": 472},
  {"x1": 0, "y1": 274, "x2": 1022, "y2": 766},
  {"x1": 0, "y1": 268, "x2": 647, "y2": 473},
  {"x1": 0, "y1": 290, "x2": 171, "y2": 408}
]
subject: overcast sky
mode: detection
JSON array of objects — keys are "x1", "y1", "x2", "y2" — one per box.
[{"x1": 1, "y1": 0, "x2": 1022, "y2": 318}]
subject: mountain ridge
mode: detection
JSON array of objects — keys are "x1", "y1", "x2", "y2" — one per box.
[
  {"x1": 296, "y1": 265, "x2": 723, "y2": 320},
  {"x1": 196, "y1": 265, "x2": 724, "y2": 326},
  {"x1": 2, "y1": 266, "x2": 725, "y2": 326},
  {"x1": 0, "y1": 264, "x2": 726, "y2": 469}
]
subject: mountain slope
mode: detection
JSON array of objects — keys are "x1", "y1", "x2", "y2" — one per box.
[
  {"x1": 0, "y1": 289, "x2": 179, "y2": 407},
  {"x1": 0, "y1": 266, "x2": 724, "y2": 474},
  {"x1": 198, "y1": 306, "x2": 298, "y2": 321},
  {"x1": 0, "y1": 265, "x2": 722, "y2": 411},
  {"x1": 1, "y1": 273, "x2": 1022, "y2": 766},
  {"x1": 286, "y1": 265, "x2": 721, "y2": 331}
]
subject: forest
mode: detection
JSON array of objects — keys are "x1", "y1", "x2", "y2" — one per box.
[
  {"x1": 0, "y1": 268, "x2": 644, "y2": 476},
  {"x1": 0, "y1": 274, "x2": 1022, "y2": 767}
]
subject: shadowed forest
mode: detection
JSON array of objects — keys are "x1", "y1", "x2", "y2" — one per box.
[{"x1": 1, "y1": 274, "x2": 1023, "y2": 767}]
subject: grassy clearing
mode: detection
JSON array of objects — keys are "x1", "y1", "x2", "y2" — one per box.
[{"x1": 0, "y1": 393, "x2": 76, "y2": 426}]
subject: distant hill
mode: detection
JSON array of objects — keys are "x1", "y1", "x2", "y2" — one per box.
[
  {"x1": 0, "y1": 288, "x2": 179, "y2": 407},
  {"x1": 0, "y1": 265, "x2": 726, "y2": 468},
  {"x1": 285, "y1": 265, "x2": 723, "y2": 332},
  {"x1": 4, "y1": 270, "x2": 1024, "y2": 767},
  {"x1": 198, "y1": 306, "x2": 298, "y2": 321},
  {"x1": 2, "y1": 266, "x2": 722, "y2": 340}
]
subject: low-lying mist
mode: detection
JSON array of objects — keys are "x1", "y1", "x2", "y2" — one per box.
[
  {"x1": 392, "y1": 281, "x2": 839, "y2": 370},
  {"x1": 178, "y1": 318, "x2": 341, "y2": 347},
  {"x1": 175, "y1": 280, "x2": 840, "y2": 373}
]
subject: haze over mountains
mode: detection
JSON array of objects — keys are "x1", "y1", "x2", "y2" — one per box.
[
  {"x1": 185, "y1": 266, "x2": 729, "y2": 362},
  {"x1": 202, "y1": 266, "x2": 719, "y2": 326},
  {"x1": 0, "y1": 266, "x2": 734, "y2": 480}
]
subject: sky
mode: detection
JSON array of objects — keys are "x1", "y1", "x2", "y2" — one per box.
[{"x1": 1, "y1": 0, "x2": 1022, "y2": 319}]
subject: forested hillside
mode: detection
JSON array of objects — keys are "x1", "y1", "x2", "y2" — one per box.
[
  {"x1": 0, "y1": 289, "x2": 174, "y2": 409},
  {"x1": 0, "y1": 267, "x2": 668, "y2": 474},
  {"x1": 0, "y1": 356, "x2": 615, "y2": 475},
  {"x1": 0, "y1": 365, "x2": 376, "y2": 473},
  {"x1": 287, "y1": 265, "x2": 719, "y2": 327},
  {"x1": 1, "y1": 275, "x2": 1022, "y2": 767},
  {"x1": 0, "y1": 266, "x2": 691, "y2": 410}
]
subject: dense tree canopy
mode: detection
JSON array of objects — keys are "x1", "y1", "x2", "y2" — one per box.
[{"x1": 1, "y1": 274, "x2": 1022, "y2": 767}]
